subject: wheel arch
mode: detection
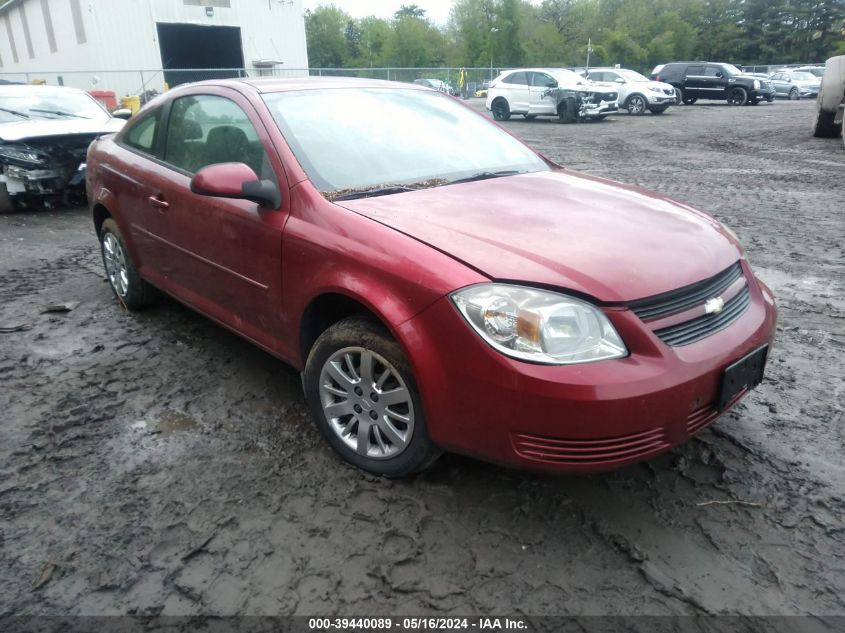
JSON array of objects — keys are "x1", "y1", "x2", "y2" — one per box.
[
  {"x1": 298, "y1": 291, "x2": 397, "y2": 369},
  {"x1": 93, "y1": 202, "x2": 112, "y2": 237},
  {"x1": 624, "y1": 91, "x2": 647, "y2": 107}
]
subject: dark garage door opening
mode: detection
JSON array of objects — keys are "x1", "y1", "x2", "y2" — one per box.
[{"x1": 157, "y1": 23, "x2": 245, "y2": 87}]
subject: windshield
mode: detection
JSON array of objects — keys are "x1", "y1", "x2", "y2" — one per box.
[
  {"x1": 263, "y1": 88, "x2": 549, "y2": 195},
  {"x1": 617, "y1": 69, "x2": 649, "y2": 82},
  {"x1": 721, "y1": 64, "x2": 743, "y2": 76},
  {"x1": 804, "y1": 68, "x2": 824, "y2": 78},
  {"x1": 0, "y1": 91, "x2": 110, "y2": 123},
  {"x1": 791, "y1": 72, "x2": 817, "y2": 82}
]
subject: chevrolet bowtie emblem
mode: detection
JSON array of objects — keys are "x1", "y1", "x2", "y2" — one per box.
[{"x1": 705, "y1": 296, "x2": 725, "y2": 315}]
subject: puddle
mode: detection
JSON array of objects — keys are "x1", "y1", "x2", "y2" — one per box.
[{"x1": 149, "y1": 410, "x2": 200, "y2": 436}]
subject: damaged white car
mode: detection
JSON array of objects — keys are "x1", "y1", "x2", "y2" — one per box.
[
  {"x1": 0, "y1": 84, "x2": 127, "y2": 212},
  {"x1": 486, "y1": 68, "x2": 619, "y2": 123}
]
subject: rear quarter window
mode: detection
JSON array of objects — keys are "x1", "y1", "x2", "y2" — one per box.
[
  {"x1": 502, "y1": 72, "x2": 528, "y2": 86},
  {"x1": 121, "y1": 109, "x2": 161, "y2": 156}
]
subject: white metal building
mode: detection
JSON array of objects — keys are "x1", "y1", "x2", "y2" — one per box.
[{"x1": 0, "y1": 0, "x2": 309, "y2": 97}]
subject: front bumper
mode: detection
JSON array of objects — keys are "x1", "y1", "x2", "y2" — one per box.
[
  {"x1": 397, "y1": 265, "x2": 777, "y2": 474},
  {"x1": 582, "y1": 102, "x2": 618, "y2": 117},
  {"x1": 1, "y1": 161, "x2": 87, "y2": 196},
  {"x1": 646, "y1": 94, "x2": 675, "y2": 105}
]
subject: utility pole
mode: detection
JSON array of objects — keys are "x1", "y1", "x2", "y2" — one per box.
[{"x1": 585, "y1": 38, "x2": 593, "y2": 71}]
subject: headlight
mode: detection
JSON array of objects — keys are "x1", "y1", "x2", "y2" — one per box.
[
  {"x1": 753, "y1": 80, "x2": 761, "y2": 89},
  {"x1": 451, "y1": 284, "x2": 627, "y2": 365},
  {"x1": 0, "y1": 146, "x2": 46, "y2": 165}
]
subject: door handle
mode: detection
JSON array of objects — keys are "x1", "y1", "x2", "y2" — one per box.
[{"x1": 148, "y1": 195, "x2": 169, "y2": 210}]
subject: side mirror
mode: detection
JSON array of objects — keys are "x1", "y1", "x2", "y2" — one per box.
[
  {"x1": 190, "y1": 162, "x2": 281, "y2": 209},
  {"x1": 715, "y1": 72, "x2": 723, "y2": 78},
  {"x1": 615, "y1": 77, "x2": 625, "y2": 83},
  {"x1": 111, "y1": 108, "x2": 132, "y2": 120}
]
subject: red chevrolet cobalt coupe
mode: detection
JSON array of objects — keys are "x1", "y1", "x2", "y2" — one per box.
[{"x1": 86, "y1": 78, "x2": 776, "y2": 477}]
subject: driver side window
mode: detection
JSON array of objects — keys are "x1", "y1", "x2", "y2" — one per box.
[{"x1": 163, "y1": 94, "x2": 270, "y2": 178}]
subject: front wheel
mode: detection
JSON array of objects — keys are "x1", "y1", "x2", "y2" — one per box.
[
  {"x1": 303, "y1": 316, "x2": 441, "y2": 477},
  {"x1": 626, "y1": 94, "x2": 647, "y2": 115},
  {"x1": 491, "y1": 99, "x2": 511, "y2": 121},
  {"x1": 99, "y1": 218, "x2": 157, "y2": 309},
  {"x1": 727, "y1": 87, "x2": 748, "y2": 106},
  {"x1": 788, "y1": 87, "x2": 800, "y2": 101}
]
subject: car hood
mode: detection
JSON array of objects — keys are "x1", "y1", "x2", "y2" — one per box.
[
  {"x1": 0, "y1": 117, "x2": 124, "y2": 142},
  {"x1": 337, "y1": 171, "x2": 740, "y2": 302}
]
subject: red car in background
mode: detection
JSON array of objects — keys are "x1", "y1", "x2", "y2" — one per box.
[{"x1": 86, "y1": 78, "x2": 777, "y2": 477}]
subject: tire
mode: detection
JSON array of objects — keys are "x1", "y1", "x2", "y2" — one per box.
[
  {"x1": 672, "y1": 87, "x2": 683, "y2": 105},
  {"x1": 812, "y1": 109, "x2": 842, "y2": 138},
  {"x1": 749, "y1": 97, "x2": 759, "y2": 105},
  {"x1": 303, "y1": 316, "x2": 441, "y2": 477},
  {"x1": 491, "y1": 98, "x2": 511, "y2": 121},
  {"x1": 648, "y1": 105, "x2": 669, "y2": 114},
  {"x1": 0, "y1": 182, "x2": 15, "y2": 214},
  {"x1": 626, "y1": 94, "x2": 647, "y2": 115},
  {"x1": 788, "y1": 87, "x2": 800, "y2": 101},
  {"x1": 727, "y1": 87, "x2": 748, "y2": 106},
  {"x1": 557, "y1": 97, "x2": 578, "y2": 123},
  {"x1": 766, "y1": 95, "x2": 774, "y2": 102},
  {"x1": 99, "y1": 218, "x2": 157, "y2": 309},
  {"x1": 682, "y1": 95, "x2": 698, "y2": 105}
]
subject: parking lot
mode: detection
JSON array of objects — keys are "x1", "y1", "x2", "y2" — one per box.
[{"x1": 1, "y1": 99, "x2": 843, "y2": 616}]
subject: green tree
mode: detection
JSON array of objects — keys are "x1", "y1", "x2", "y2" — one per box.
[{"x1": 305, "y1": 5, "x2": 351, "y2": 68}]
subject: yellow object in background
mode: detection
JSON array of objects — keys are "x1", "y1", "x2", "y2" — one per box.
[{"x1": 121, "y1": 95, "x2": 141, "y2": 114}]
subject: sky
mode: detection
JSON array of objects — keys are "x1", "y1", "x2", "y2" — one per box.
[{"x1": 301, "y1": 0, "x2": 456, "y2": 25}]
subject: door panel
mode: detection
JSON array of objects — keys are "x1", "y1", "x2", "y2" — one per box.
[
  {"x1": 150, "y1": 91, "x2": 288, "y2": 351},
  {"x1": 528, "y1": 72, "x2": 558, "y2": 115},
  {"x1": 500, "y1": 71, "x2": 530, "y2": 112}
]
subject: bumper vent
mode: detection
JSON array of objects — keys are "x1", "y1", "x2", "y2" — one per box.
[
  {"x1": 512, "y1": 428, "x2": 670, "y2": 466},
  {"x1": 686, "y1": 403, "x2": 720, "y2": 436},
  {"x1": 628, "y1": 262, "x2": 743, "y2": 322},
  {"x1": 654, "y1": 285, "x2": 750, "y2": 346}
]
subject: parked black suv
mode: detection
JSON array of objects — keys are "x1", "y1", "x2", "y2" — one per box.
[{"x1": 651, "y1": 62, "x2": 775, "y2": 106}]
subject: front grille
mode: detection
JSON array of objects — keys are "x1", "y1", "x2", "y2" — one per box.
[
  {"x1": 654, "y1": 285, "x2": 751, "y2": 346},
  {"x1": 512, "y1": 428, "x2": 670, "y2": 466},
  {"x1": 628, "y1": 262, "x2": 743, "y2": 322}
]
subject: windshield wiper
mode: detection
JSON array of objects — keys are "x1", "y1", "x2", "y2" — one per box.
[
  {"x1": 448, "y1": 170, "x2": 522, "y2": 185},
  {"x1": 28, "y1": 108, "x2": 90, "y2": 119},
  {"x1": 0, "y1": 106, "x2": 29, "y2": 119},
  {"x1": 328, "y1": 178, "x2": 448, "y2": 201}
]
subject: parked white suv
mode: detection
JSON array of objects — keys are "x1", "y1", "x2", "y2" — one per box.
[
  {"x1": 486, "y1": 68, "x2": 619, "y2": 123},
  {"x1": 812, "y1": 55, "x2": 845, "y2": 145},
  {"x1": 580, "y1": 67, "x2": 676, "y2": 115}
]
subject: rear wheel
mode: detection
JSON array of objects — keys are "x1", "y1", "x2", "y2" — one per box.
[
  {"x1": 626, "y1": 94, "x2": 647, "y2": 115},
  {"x1": 727, "y1": 87, "x2": 748, "y2": 106},
  {"x1": 682, "y1": 95, "x2": 698, "y2": 105},
  {"x1": 491, "y1": 98, "x2": 511, "y2": 121},
  {"x1": 303, "y1": 316, "x2": 441, "y2": 477},
  {"x1": 99, "y1": 218, "x2": 157, "y2": 309},
  {"x1": 672, "y1": 87, "x2": 683, "y2": 105},
  {"x1": 812, "y1": 109, "x2": 841, "y2": 138},
  {"x1": 788, "y1": 87, "x2": 800, "y2": 101}
]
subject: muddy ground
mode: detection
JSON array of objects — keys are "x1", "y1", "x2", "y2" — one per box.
[{"x1": 1, "y1": 99, "x2": 843, "y2": 618}]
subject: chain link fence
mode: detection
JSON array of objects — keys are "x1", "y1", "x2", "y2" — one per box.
[{"x1": 0, "y1": 67, "x2": 503, "y2": 104}]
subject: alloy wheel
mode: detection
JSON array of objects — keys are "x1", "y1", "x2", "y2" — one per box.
[
  {"x1": 627, "y1": 95, "x2": 646, "y2": 115},
  {"x1": 102, "y1": 232, "x2": 130, "y2": 298},
  {"x1": 318, "y1": 347, "x2": 415, "y2": 460}
]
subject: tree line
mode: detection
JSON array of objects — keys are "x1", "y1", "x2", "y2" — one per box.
[{"x1": 306, "y1": 0, "x2": 845, "y2": 73}]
